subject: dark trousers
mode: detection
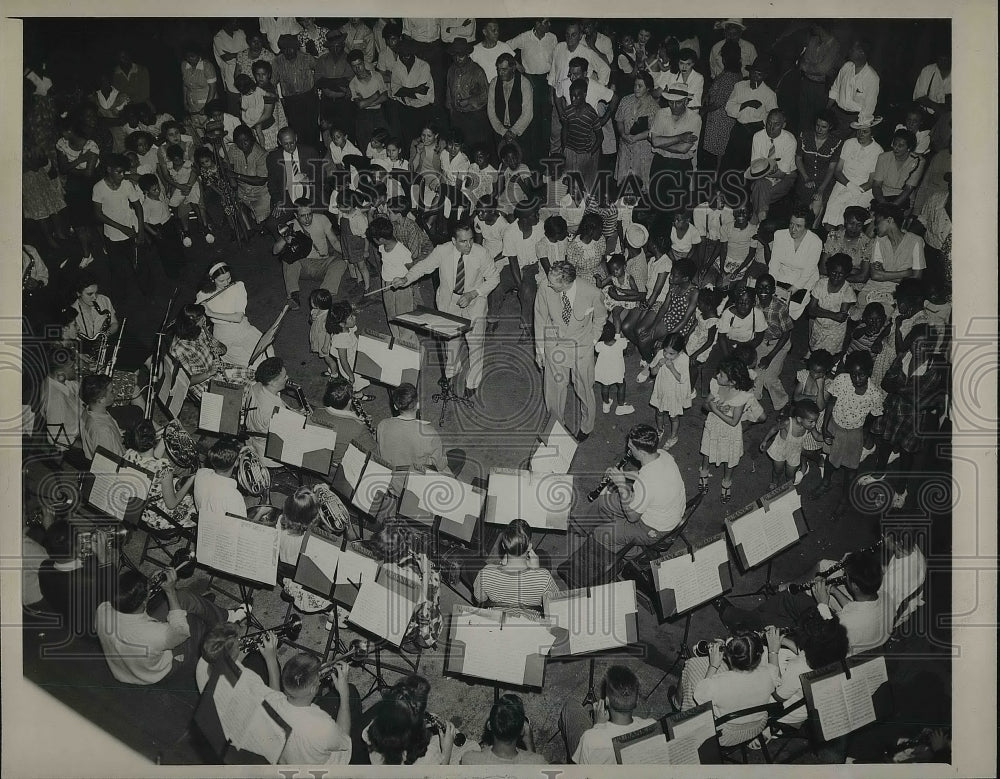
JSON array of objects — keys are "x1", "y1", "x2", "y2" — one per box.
[
  {"x1": 524, "y1": 73, "x2": 550, "y2": 167},
  {"x1": 283, "y1": 90, "x2": 320, "y2": 147},
  {"x1": 354, "y1": 107, "x2": 389, "y2": 151},
  {"x1": 719, "y1": 121, "x2": 762, "y2": 180},
  {"x1": 398, "y1": 104, "x2": 436, "y2": 151},
  {"x1": 450, "y1": 108, "x2": 491, "y2": 149},
  {"x1": 149, "y1": 217, "x2": 186, "y2": 278},
  {"x1": 517, "y1": 263, "x2": 539, "y2": 330},
  {"x1": 104, "y1": 236, "x2": 148, "y2": 299},
  {"x1": 410, "y1": 40, "x2": 447, "y2": 110},
  {"x1": 798, "y1": 77, "x2": 829, "y2": 132},
  {"x1": 150, "y1": 590, "x2": 228, "y2": 688}
]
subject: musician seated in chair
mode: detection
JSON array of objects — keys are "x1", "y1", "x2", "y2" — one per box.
[
  {"x1": 196, "y1": 622, "x2": 281, "y2": 694},
  {"x1": 123, "y1": 419, "x2": 197, "y2": 533},
  {"x1": 559, "y1": 664, "x2": 657, "y2": 764},
  {"x1": 243, "y1": 356, "x2": 306, "y2": 468},
  {"x1": 472, "y1": 519, "x2": 561, "y2": 614},
  {"x1": 168, "y1": 303, "x2": 255, "y2": 401},
  {"x1": 193, "y1": 437, "x2": 247, "y2": 517},
  {"x1": 716, "y1": 547, "x2": 892, "y2": 656},
  {"x1": 37, "y1": 520, "x2": 118, "y2": 638},
  {"x1": 376, "y1": 382, "x2": 465, "y2": 477},
  {"x1": 95, "y1": 567, "x2": 247, "y2": 687},
  {"x1": 80, "y1": 375, "x2": 126, "y2": 459},
  {"x1": 310, "y1": 377, "x2": 377, "y2": 467},
  {"x1": 592, "y1": 424, "x2": 687, "y2": 552},
  {"x1": 41, "y1": 344, "x2": 84, "y2": 452}
]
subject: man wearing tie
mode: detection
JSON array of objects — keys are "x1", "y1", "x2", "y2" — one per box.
[
  {"x1": 534, "y1": 261, "x2": 607, "y2": 442},
  {"x1": 266, "y1": 127, "x2": 322, "y2": 218},
  {"x1": 390, "y1": 221, "x2": 500, "y2": 397}
]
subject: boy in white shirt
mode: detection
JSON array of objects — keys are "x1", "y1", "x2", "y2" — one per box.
[
  {"x1": 138, "y1": 174, "x2": 185, "y2": 279},
  {"x1": 369, "y1": 216, "x2": 419, "y2": 347}
]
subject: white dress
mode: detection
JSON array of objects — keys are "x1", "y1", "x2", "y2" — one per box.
[
  {"x1": 195, "y1": 282, "x2": 263, "y2": 368},
  {"x1": 823, "y1": 138, "x2": 883, "y2": 226},
  {"x1": 650, "y1": 350, "x2": 692, "y2": 416},
  {"x1": 594, "y1": 335, "x2": 628, "y2": 385},
  {"x1": 700, "y1": 379, "x2": 752, "y2": 466}
]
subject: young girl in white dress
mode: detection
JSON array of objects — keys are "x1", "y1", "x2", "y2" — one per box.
[
  {"x1": 699, "y1": 356, "x2": 755, "y2": 504},
  {"x1": 325, "y1": 299, "x2": 372, "y2": 394},
  {"x1": 649, "y1": 332, "x2": 691, "y2": 449},
  {"x1": 594, "y1": 322, "x2": 633, "y2": 415},
  {"x1": 759, "y1": 399, "x2": 820, "y2": 489}
]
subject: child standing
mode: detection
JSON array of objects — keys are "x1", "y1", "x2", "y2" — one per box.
[
  {"x1": 807, "y1": 253, "x2": 857, "y2": 354},
  {"x1": 685, "y1": 290, "x2": 723, "y2": 388},
  {"x1": 308, "y1": 288, "x2": 337, "y2": 377},
  {"x1": 594, "y1": 322, "x2": 633, "y2": 416},
  {"x1": 759, "y1": 399, "x2": 820, "y2": 488},
  {"x1": 649, "y1": 333, "x2": 691, "y2": 449},
  {"x1": 794, "y1": 349, "x2": 835, "y2": 468},
  {"x1": 137, "y1": 174, "x2": 185, "y2": 280},
  {"x1": 717, "y1": 285, "x2": 767, "y2": 356},
  {"x1": 369, "y1": 216, "x2": 419, "y2": 348},
  {"x1": 339, "y1": 188, "x2": 372, "y2": 292},
  {"x1": 535, "y1": 215, "x2": 569, "y2": 281},
  {"x1": 163, "y1": 143, "x2": 213, "y2": 246},
  {"x1": 699, "y1": 357, "x2": 755, "y2": 504},
  {"x1": 325, "y1": 300, "x2": 372, "y2": 394},
  {"x1": 475, "y1": 194, "x2": 512, "y2": 332},
  {"x1": 733, "y1": 343, "x2": 766, "y2": 425},
  {"x1": 600, "y1": 254, "x2": 645, "y2": 332}
]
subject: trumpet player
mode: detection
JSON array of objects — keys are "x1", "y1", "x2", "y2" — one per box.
[
  {"x1": 95, "y1": 567, "x2": 248, "y2": 687},
  {"x1": 196, "y1": 622, "x2": 281, "y2": 694}
]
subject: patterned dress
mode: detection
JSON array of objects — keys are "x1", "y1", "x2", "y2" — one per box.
[
  {"x1": 701, "y1": 70, "x2": 741, "y2": 157},
  {"x1": 658, "y1": 283, "x2": 699, "y2": 337},
  {"x1": 701, "y1": 378, "x2": 752, "y2": 465},
  {"x1": 122, "y1": 450, "x2": 196, "y2": 532},
  {"x1": 613, "y1": 93, "x2": 659, "y2": 187}
]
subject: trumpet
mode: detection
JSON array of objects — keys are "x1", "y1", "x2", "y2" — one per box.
[
  {"x1": 239, "y1": 614, "x2": 303, "y2": 651},
  {"x1": 587, "y1": 452, "x2": 632, "y2": 502},
  {"x1": 147, "y1": 549, "x2": 198, "y2": 599},
  {"x1": 78, "y1": 526, "x2": 129, "y2": 557},
  {"x1": 322, "y1": 639, "x2": 373, "y2": 670}
]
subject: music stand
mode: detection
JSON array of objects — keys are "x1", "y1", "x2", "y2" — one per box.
[
  {"x1": 391, "y1": 306, "x2": 473, "y2": 426},
  {"x1": 250, "y1": 304, "x2": 291, "y2": 367}
]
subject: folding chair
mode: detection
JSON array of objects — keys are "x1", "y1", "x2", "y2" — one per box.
[
  {"x1": 714, "y1": 701, "x2": 784, "y2": 763},
  {"x1": 556, "y1": 536, "x2": 636, "y2": 590}
]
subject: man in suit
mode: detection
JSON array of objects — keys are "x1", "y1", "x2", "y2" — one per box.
[
  {"x1": 266, "y1": 127, "x2": 324, "y2": 219},
  {"x1": 390, "y1": 221, "x2": 500, "y2": 397},
  {"x1": 534, "y1": 260, "x2": 607, "y2": 442}
]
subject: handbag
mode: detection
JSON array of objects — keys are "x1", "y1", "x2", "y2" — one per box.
[{"x1": 629, "y1": 115, "x2": 650, "y2": 135}]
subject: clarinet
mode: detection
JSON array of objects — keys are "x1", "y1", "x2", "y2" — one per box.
[
  {"x1": 817, "y1": 538, "x2": 885, "y2": 579},
  {"x1": 284, "y1": 380, "x2": 313, "y2": 414},
  {"x1": 784, "y1": 574, "x2": 848, "y2": 594},
  {"x1": 351, "y1": 394, "x2": 377, "y2": 439},
  {"x1": 587, "y1": 453, "x2": 632, "y2": 502}
]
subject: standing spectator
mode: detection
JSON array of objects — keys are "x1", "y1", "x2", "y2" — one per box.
[
  {"x1": 807, "y1": 253, "x2": 857, "y2": 354},
  {"x1": 92, "y1": 154, "x2": 146, "y2": 300},
  {"x1": 649, "y1": 85, "x2": 701, "y2": 203},
  {"x1": 912, "y1": 174, "x2": 951, "y2": 278},
  {"x1": 180, "y1": 46, "x2": 218, "y2": 136},
  {"x1": 401, "y1": 19, "x2": 445, "y2": 109},
  {"x1": 797, "y1": 24, "x2": 841, "y2": 131},
  {"x1": 746, "y1": 109, "x2": 798, "y2": 224},
  {"x1": 389, "y1": 38, "x2": 435, "y2": 150},
  {"x1": 655, "y1": 48, "x2": 704, "y2": 110},
  {"x1": 721, "y1": 57, "x2": 777, "y2": 180},
  {"x1": 503, "y1": 200, "x2": 546, "y2": 338},
  {"x1": 507, "y1": 19, "x2": 557, "y2": 168},
  {"x1": 296, "y1": 17, "x2": 330, "y2": 57},
  {"x1": 700, "y1": 41, "x2": 743, "y2": 175},
  {"x1": 912, "y1": 49, "x2": 951, "y2": 117},
  {"x1": 227, "y1": 125, "x2": 275, "y2": 238},
  {"x1": 348, "y1": 49, "x2": 389, "y2": 150},
  {"x1": 827, "y1": 39, "x2": 880, "y2": 139},
  {"x1": 56, "y1": 119, "x2": 101, "y2": 267},
  {"x1": 547, "y1": 21, "x2": 611, "y2": 154},
  {"x1": 552, "y1": 56, "x2": 617, "y2": 163},
  {"x1": 112, "y1": 49, "x2": 151, "y2": 108},
  {"x1": 259, "y1": 17, "x2": 302, "y2": 54},
  {"x1": 273, "y1": 35, "x2": 319, "y2": 146},
  {"x1": 487, "y1": 53, "x2": 535, "y2": 166},
  {"x1": 556, "y1": 80, "x2": 609, "y2": 193},
  {"x1": 709, "y1": 18, "x2": 757, "y2": 78},
  {"x1": 213, "y1": 18, "x2": 248, "y2": 115},
  {"x1": 822, "y1": 114, "x2": 883, "y2": 228},
  {"x1": 472, "y1": 19, "x2": 514, "y2": 84},
  {"x1": 235, "y1": 31, "x2": 275, "y2": 78},
  {"x1": 794, "y1": 110, "x2": 842, "y2": 226},
  {"x1": 445, "y1": 39, "x2": 490, "y2": 150},
  {"x1": 315, "y1": 29, "x2": 354, "y2": 130},
  {"x1": 613, "y1": 71, "x2": 659, "y2": 189},
  {"x1": 341, "y1": 18, "x2": 375, "y2": 66}
]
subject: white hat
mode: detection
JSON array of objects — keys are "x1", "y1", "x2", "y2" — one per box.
[
  {"x1": 850, "y1": 113, "x2": 883, "y2": 130},
  {"x1": 625, "y1": 223, "x2": 649, "y2": 249},
  {"x1": 744, "y1": 158, "x2": 773, "y2": 181},
  {"x1": 715, "y1": 18, "x2": 747, "y2": 30},
  {"x1": 664, "y1": 85, "x2": 691, "y2": 101}
]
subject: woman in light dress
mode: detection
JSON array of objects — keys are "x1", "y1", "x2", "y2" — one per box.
[{"x1": 194, "y1": 262, "x2": 263, "y2": 367}]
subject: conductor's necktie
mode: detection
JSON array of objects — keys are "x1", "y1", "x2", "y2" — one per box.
[
  {"x1": 455, "y1": 254, "x2": 466, "y2": 295},
  {"x1": 561, "y1": 292, "x2": 572, "y2": 324}
]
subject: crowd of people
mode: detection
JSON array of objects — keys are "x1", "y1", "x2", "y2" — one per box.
[{"x1": 21, "y1": 15, "x2": 952, "y2": 767}]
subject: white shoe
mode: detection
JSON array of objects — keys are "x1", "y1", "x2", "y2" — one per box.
[
  {"x1": 79, "y1": 254, "x2": 95, "y2": 268},
  {"x1": 689, "y1": 388, "x2": 698, "y2": 400},
  {"x1": 615, "y1": 404, "x2": 635, "y2": 416},
  {"x1": 794, "y1": 462, "x2": 810, "y2": 485},
  {"x1": 891, "y1": 490, "x2": 907, "y2": 508},
  {"x1": 636, "y1": 364, "x2": 650, "y2": 383},
  {"x1": 205, "y1": 232, "x2": 216, "y2": 244},
  {"x1": 857, "y1": 471, "x2": 885, "y2": 486},
  {"x1": 602, "y1": 401, "x2": 612, "y2": 413},
  {"x1": 860, "y1": 444, "x2": 876, "y2": 461},
  {"x1": 227, "y1": 604, "x2": 251, "y2": 623},
  {"x1": 663, "y1": 436, "x2": 678, "y2": 450},
  {"x1": 182, "y1": 236, "x2": 193, "y2": 248},
  {"x1": 887, "y1": 450, "x2": 900, "y2": 465}
]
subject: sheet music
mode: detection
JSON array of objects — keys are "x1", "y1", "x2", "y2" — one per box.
[
  {"x1": 670, "y1": 707, "x2": 715, "y2": 741},
  {"x1": 197, "y1": 510, "x2": 280, "y2": 586},
  {"x1": 166, "y1": 368, "x2": 190, "y2": 417},
  {"x1": 348, "y1": 575, "x2": 419, "y2": 646},
  {"x1": 452, "y1": 611, "x2": 556, "y2": 685},
  {"x1": 267, "y1": 407, "x2": 337, "y2": 470},
  {"x1": 354, "y1": 458, "x2": 394, "y2": 512},
  {"x1": 356, "y1": 333, "x2": 420, "y2": 385},
  {"x1": 843, "y1": 674, "x2": 877, "y2": 731},
  {"x1": 618, "y1": 733, "x2": 671, "y2": 764},
  {"x1": 296, "y1": 532, "x2": 343, "y2": 590},
  {"x1": 339, "y1": 444, "x2": 367, "y2": 489},
  {"x1": 730, "y1": 505, "x2": 800, "y2": 568},
  {"x1": 199, "y1": 391, "x2": 224, "y2": 432},
  {"x1": 855, "y1": 655, "x2": 889, "y2": 697},
  {"x1": 766, "y1": 489, "x2": 801, "y2": 523},
  {"x1": 663, "y1": 734, "x2": 701, "y2": 765},
  {"x1": 529, "y1": 419, "x2": 577, "y2": 474},
  {"x1": 406, "y1": 471, "x2": 483, "y2": 523},
  {"x1": 657, "y1": 537, "x2": 729, "y2": 614},
  {"x1": 88, "y1": 451, "x2": 151, "y2": 521},
  {"x1": 397, "y1": 311, "x2": 466, "y2": 337},
  {"x1": 809, "y1": 670, "x2": 878, "y2": 740},
  {"x1": 335, "y1": 547, "x2": 380, "y2": 589},
  {"x1": 546, "y1": 581, "x2": 636, "y2": 654},
  {"x1": 486, "y1": 470, "x2": 573, "y2": 530}
]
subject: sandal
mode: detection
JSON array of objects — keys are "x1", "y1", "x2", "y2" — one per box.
[
  {"x1": 721, "y1": 481, "x2": 732, "y2": 504},
  {"x1": 698, "y1": 472, "x2": 711, "y2": 493}
]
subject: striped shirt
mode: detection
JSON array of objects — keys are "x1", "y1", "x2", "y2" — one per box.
[
  {"x1": 473, "y1": 564, "x2": 560, "y2": 611},
  {"x1": 562, "y1": 104, "x2": 600, "y2": 153}
]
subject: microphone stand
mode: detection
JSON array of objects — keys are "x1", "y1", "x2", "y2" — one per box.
[{"x1": 146, "y1": 287, "x2": 178, "y2": 421}]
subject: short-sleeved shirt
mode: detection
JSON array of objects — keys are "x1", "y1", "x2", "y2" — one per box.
[
  {"x1": 629, "y1": 452, "x2": 686, "y2": 532},
  {"x1": 572, "y1": 717, "x2": 658, "y2": 764},
  {"x1": 503, "y1": 221, "x2": 546, "y2": 269},
  {"x1": 828, "y1": 372, "x2": 884, "y2": 429},
  {"x1": 645, "y1": 254, "x2": 673, "y2": 301},
  {"x1": 670, "y1": 223, "x2": 702, "y2": 257},
  {"x1": 349, "y1": 71, "x2": 387, "y2": 106},
  {"x1": 650, "y1": 107, "x2": 701, "y2": 159},
  {"x1": 720, "y1": 221, "x2": 759, "y2": 271},
  {"x1": 823, "y1": 228, "x2": 874, "y2": 271},
  {"x1": 270, "y1": 697, "x2": 351, "y2": 765},
  {"x1": 693, "y1": 663, "x2": 780, "y2": 723},
  {"x1": 718, "y1": 306, "x2": 767, "y2": 343},
  {"x1": 92, "y1": 178, "x2": 141, "y2": 241},
  {"x1": 562, "y1": 104, "x2": 601, "y2": 152},
  {"x1": 379, "y1": 241, "x2": 413, "y2": 281},
  {"x1": 473, "y1": 565, "x2": 559, "y2": 611}
]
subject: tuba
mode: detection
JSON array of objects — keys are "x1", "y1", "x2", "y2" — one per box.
[
  {"x1": 313, "y1": 482, "x2": 350, "y2": 533},
  {"x1": 236, "y1": 445, "x2": 271, "y2": 497}
]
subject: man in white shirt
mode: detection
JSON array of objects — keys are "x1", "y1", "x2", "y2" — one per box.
[
  {"x1": 471, "y1": 19, "x2": 514, "y2": 83},
  {"x1": 747, "y1": 109, "x2": 798, "y2": 223},
  {"x1": 581, "y1": 19, "x2": 614, "y2": 67},
  {"x1": 767, "y1": 208, "x2": 822, "y2": 318},
  {"x1": 595, "y1": 424, "x2": 687, "y2": 551},
  {"x1": 242, "y1": 357, "x2": 301, "y2": 468},
  {"x1": 547, "y1": 21, "x2": 611, "y2": 155},
  {"x1": 193, "y1": 438, "x2": 247, "y2": 518},
  {"x1": 92, "y1": 154, "x2": 146, "y2": 299},
  {"x1": 913, "y1": 50, "x2": 951, "y2": 116},
  {"x1": 213, "y1": 18, "x2": 248, "y2": 115},
  {"x1": 503, "y1": 201, "x2": 547, "y2": 336},
  {"x1": 560, "y1": 666, "x2": 657, "y2": 764},
  {"x1": 43, "y1": 346, "x2": 83, "y2": 450},
  {"x1": 828, "y1": 39, "x2": 880, "y2": 138},
  {"x1": 721, "y1": 58, "x2": 777, "y2": 177},
  {"x1": 271, "y1": 197, "x2": 348, "y2": 309},
  {"x1": 259, "y1": 17, "x2": 302, "y2": 54},
  {"x1": 389, "y1": 38, "x2": 436, "y2": 148},
  {"x1": 487, "y1": 53, "x2": 536, "y2": 164},
  {"x1": 507, "y1": 19, "x2": 557, "y2": 164},
  {"x1": 813, "y1": 549, "x2": 892, "y2": 655}
]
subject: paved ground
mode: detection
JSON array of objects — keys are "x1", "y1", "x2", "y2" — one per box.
[{"x1": 22, "y1": 215, "x2": 953, "y2": 765}]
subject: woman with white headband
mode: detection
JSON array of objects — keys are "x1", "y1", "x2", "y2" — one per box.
[{"x1": 194, "y1": 262, "x2": 264, "y2": 367}]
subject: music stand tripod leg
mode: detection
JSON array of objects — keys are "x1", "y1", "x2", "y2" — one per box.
[
  {"x1": 646, "y1": 612, "x2": 692, "y2": 700},
  {"x1": 581, "y1": 656, "x2": 597, "y2": 706}
]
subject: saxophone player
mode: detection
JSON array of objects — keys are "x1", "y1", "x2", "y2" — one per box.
[
  {"x1": 242, "y1": 356, "x2": 309, "y2": 468},
  {"x1": 310, "y1": 378, "x2": 377, "y2": 468}
]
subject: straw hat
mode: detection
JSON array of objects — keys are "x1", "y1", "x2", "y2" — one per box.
[
  {"x1": 625, "y1": 223, "x2": 649, "y2": 249},
  {"x1": 715, "y1": 18, "x2": 747, "y2": 30},
  {"x1": 850, "y1": 113, "x2": 883, "y2": 130},
  {"x1": 744, "y1": 158, "x2": 773, "y2": 181},
  {"x1": 663, "y1": 85, "x2": 691, "y2": 102}
]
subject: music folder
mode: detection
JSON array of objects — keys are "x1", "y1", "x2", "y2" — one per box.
[
  {"x1": 329, "y1": 541, "x2": 382, "y2": 609},
  {"x1": 546, "y1": 580, "x2": 638, "y2": 657},
  {"x1": 265, "y1": 407, "x2": 336, "y2": 474},
  {"x1": 354, "y1": 328, "x2": 421, "y2": 387},
  {"x1": 444, "y1": 604, "x2": 559, "y2": 689},
  {"x1": 397, "y1": 468, "x2": 483, "y2": 544},
  {"x1": 724, "y1": 483, "x2": 808, "y2": 572},
  {"x1": 292, "y1": 525, "x2": 343, "y2": 598},
  {"x1": 250, "y1": 304, "x2": 290, "y2": 366},
  {"x1": 391, "y1": 306, "x2": 471, "y2": 340},
  {"x1": 801, "y1": 655, "x2": 892, "y2": 742},
  {"x1": 528, "y1": 416, "x2": 578, "y2": 474},
  {"x1": 347, "y1": 563, "x2": 422, "y2": 647},
  {"x1": 653, "y1": 532, "x2": 733, "y2": 619},
  {"x1": 196, "y1": 509, "x2": 280, "y2": 587},
  {"x1": 198, "y1": 378, "x2": 244, "y2": 435},
  {"x1": 84, "y1": 446, "x2": 152, "y2": 526},
  {"x1": 484, "y1": 468, "x2": 573, "y2": 531},
  {"x1": 612, "y1": 703, "x2": 719, "y2": 765},
  {"x1": 332, "y1": 443, "x2": 400, "y2": 519}
]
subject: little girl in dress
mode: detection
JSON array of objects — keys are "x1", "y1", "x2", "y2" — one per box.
[
  {"x1": 308, "y1": 288, "x2": 337, "y2": 377},
  {"x1": 594, "y1": 321, "x2": 633, "y2": 415},
  {"x1": 699, "y1": 356, "x2": 755, "y2": 504},
  {"x1": 649, "y1": 332, "x2": 691, "y2": 449},
  {"x1": 600, "y1": 253, "x2": 645, "y2": 332},
  {"x1": 760, "y1": 399, "x2": 820, "y2": 489},
  {"x1": 325, "y1": 299, "x2": 371, "y2": 394}
]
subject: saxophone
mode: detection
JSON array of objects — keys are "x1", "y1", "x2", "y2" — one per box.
[
  {"x1": 350, "y1": 394, "x2": 377, "y2": 439},
  {"x1": 91, "y1": 301, "x2": 114, "y2": 368}
]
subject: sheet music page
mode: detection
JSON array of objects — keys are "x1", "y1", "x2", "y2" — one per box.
[
  {"x1": 215, "y1": 670, "x2": 264, "y2": 745},
  {"x1": 529, "y1": 445, "x2": 563, "y2": 474},
  {"x1": 618, "y1": 733, "x2": 671, "y2": 764},
  {"x1": 407, "y1": 471, "x2": 483, "y2": 523},
  {"x1": 269, "y1": 408, "x2": 336, "y2": 468},
  {"x1": 766, "y1": 489, "x2": 801, "y2": 522},
  {"x1": 211, "y1": 674, "x2": 238, "y2": 742},
  {"x1": 339, "y1": 444, "x2": 367, "y2": 490},
  {"x1": 663, "y1": 734, "x2": 701, "y2": 765},
  {"x1": 199, "y1": 391, "x2": 224, "y2": 432},
  {"x1": 335, "y1": 548, "x2": 380, "y2": 589},
  {"x1": 238, "y1": 705, "x2": 287, "y2": 764},
  {"x1": 660, "y1": 538, "x2": 729, "y2": 613},
  {"x1": 855, "y1": 655, "x2": 889, "y2": 697},
  {"x1": 730, "y1": 509, "x2": 772, "y2": 567},
  {"x1": 547, "y1": 582, "x2": 635, "y2": 654},
  {"x1": 843, "y1": 674, "x2": 878, "y2": 731},
  {"x1": 197, "y1": 511, "x2": 279, "y2": 586},
  {"x1": 354, "y1": 459, "x2": 394, "y2": 511},
  {"x1": 452, "y1": 612, "x2": 553, "y2": 685},
  {"x1": 169, "y1": 370, "x2": 190, "y2": 417},
  {"x1": 670, "y1": 707, "x2": 716, "y2": 741},
  {"x1": 348, "y1": 574, "x2": 419, "y2": 645},
  {"x1": 762, "y1": 499, "x2": 801, "y2": 553},
  {"x1": 525, "y1": 472, "x2": 573, "y2": 529},
  {"x1": 298, "y1": 533, "x2": 343, "y2": 587},
  {"x1": 809, "y1": 674, "x2": 851, "y2": 740},
  {"x1": 357, "y1": 334, "x2": 420, "y2": 385},
  {"x1": 88, "y1": 452, "x2": 151, "y2": 520},
  {"x1": 485, "y1": 470, "x2": 520, "y2": 522}
]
